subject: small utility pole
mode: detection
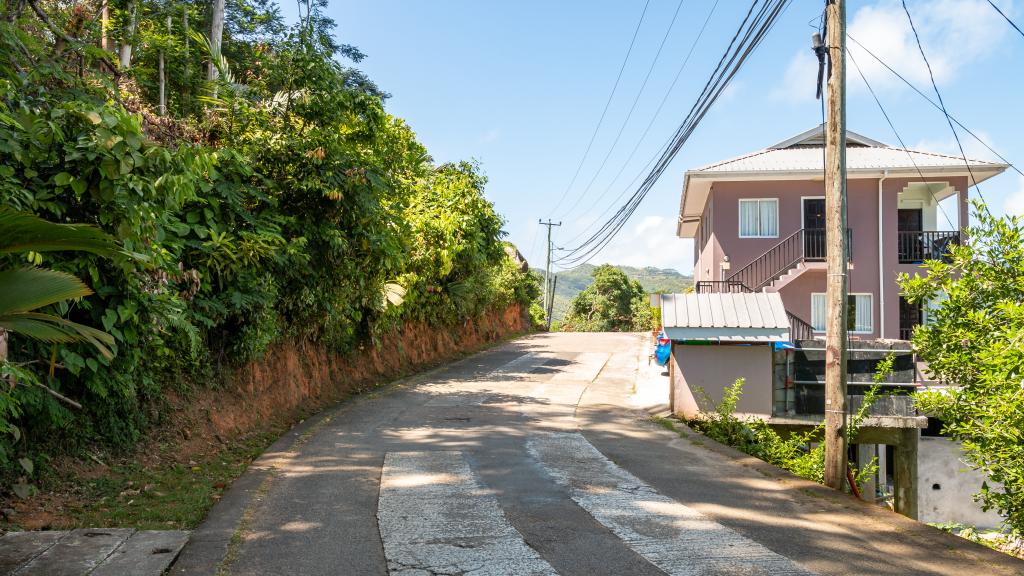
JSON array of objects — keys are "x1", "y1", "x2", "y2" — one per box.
[
  {"x1": 823, "y1": 0, "x2": 850, "y2": 491},
  {"x1": 538, "y1": 219, "x2": 561, "y2": 329}
]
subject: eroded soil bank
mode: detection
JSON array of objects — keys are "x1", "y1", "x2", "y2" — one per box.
[{"x1": 2, "y1": 305, "x2": 530, "y2": 530}]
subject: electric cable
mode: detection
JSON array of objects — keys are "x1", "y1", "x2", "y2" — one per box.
[
  {"x1": 901, "y1": 0, "x2": 991, "y2": 214},
  {"x1": 561, "y1": 0, "x2": 721, "y2": 246},
  {"x1": 847, "y1": 33, "x2": 1022, "y2": 178},
  {"x1": 549, "y1": 0, "x2": 651, "y2": 216},
  {"x1": 558, "y1": 0, "x2": 688, "y2": 220}
]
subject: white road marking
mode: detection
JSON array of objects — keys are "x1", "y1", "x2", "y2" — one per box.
[
  {"x1": 377, "y1": 451, "x2": 556, "y2": 576},
  {"x1": 528, "y1": 433, "x2": 817, "y2": 576}
]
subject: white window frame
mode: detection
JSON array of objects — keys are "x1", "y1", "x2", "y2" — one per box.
[
  {"x1": 738, "y1": 198, "x2": 779, "y2": 239},
  {"x1": 811, "y1": 292, "x2": 874, "y2": 334}
]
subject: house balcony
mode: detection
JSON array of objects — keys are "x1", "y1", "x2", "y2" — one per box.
[{"x1": 897, "y1": 230, "x2": 961, "y2": 264}]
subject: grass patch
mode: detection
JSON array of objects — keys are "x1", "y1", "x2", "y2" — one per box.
[
  {"x1": 651, "y1": 415, "x2": 690, "y2": 437},
  {"x1": 55, "y1": 430, "x2": 281, "y2": 531}
]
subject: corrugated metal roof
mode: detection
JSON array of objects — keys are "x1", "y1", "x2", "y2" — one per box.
[
  {"x1": 660, "y1": 292, "x2": 790, "y2": 342},
  {"x1": 660, "y1": 292, "x2": 789, "y2": 330},
  {"x1": 692, "y1": 145, "x2": 1002, "y2": 174}
]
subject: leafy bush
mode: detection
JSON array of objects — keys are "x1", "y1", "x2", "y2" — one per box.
[
  {"x1": 0, "y1": 2, "x2": 539, "y2": 487},
  {"x1": 901, "y1": 204, "x2": 1024, "y2": 533},
  {"x1": 561, "y1": 265, "x2": 652, "y2": 332},
  {"x1": 691, "y1": 378, "x2": 882, "y2": 492}
]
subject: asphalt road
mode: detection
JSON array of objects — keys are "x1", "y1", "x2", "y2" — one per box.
[{"x1": 171, "y1": 332, "x2": 1024, "y2": 576}]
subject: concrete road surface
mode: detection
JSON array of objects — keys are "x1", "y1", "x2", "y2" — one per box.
[{"x1": 171, "y1": 332, "x2": 1024, "y2": 575}]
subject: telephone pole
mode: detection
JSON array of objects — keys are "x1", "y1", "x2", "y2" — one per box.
[
  {"x1": 823, "y1": 0, "x2": 850, "y2": 491},
  {"x1": 538, "y1": 219, "x2": 561, "y2": 329}
]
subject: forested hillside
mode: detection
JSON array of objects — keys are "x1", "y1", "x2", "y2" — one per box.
[
  {"x1": 536, "y1": 264, "x2": 692, "y2": 321},
  {"x1": 0, "y1": 0, "x2": 537, "y2": 493}
]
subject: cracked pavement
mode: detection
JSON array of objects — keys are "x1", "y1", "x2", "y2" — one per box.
[{"x1": 170, "y1": 332, "x2": 1024, "y2": 575}]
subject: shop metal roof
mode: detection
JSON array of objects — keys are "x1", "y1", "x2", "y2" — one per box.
[{"x1": 659, "y1": 292, "x2": 790, "y2": 342}]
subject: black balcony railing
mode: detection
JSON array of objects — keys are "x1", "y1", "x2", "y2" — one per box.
[
  {"x1": 724, "y1": 227, "x2": 852, "y2": 292},
  {"x1": 899, "y1": 327, "x2": 915, "y2": 341},
  {"x1": 897, "y1": 230, "x2": 961, "y2": 264},
  {"x1": 694, "y1": 280, "x2": 749, "y2": 293}
]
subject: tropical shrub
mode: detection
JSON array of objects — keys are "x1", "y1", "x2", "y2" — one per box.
[
  {"x1": 900, "y1": 204, "x2": 1024, "y2": 533},
  {"x1": 0, "y1": 0, "x2": 539, "y2": 488},
  {"x1": 561, "y1": 264, "x2": 652, "y2": 332}
]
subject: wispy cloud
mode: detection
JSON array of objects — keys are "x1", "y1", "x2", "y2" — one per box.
[
  {"x1": 846, "y1": 0, "x2": 1010, "y2": 91},
  {"x1": 773, "y1": 0, "x2": 1012, "y2": 103},
  {"x1": 1003, "y1": 176, "x2": 1024, "y2": 216},
  {"x1": 913, "y1": 130, "x2": 1001, "y2": 161},
  {"x1": 579, "y1": 215, "x2": 693, "y2": 273}
]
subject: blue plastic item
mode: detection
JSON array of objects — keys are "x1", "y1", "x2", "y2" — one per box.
[{"x1": 655, "y1": 332, "x2": 671, "y2": 366}]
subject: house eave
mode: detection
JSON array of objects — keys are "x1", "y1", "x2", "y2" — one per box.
[{"x1": 676, "y1": 164, "x2": 1007, "y2": 238}]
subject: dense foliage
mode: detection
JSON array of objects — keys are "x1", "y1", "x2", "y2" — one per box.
[
  {"x1": 560, "y1": 264, "x2": 652, "y2": 332},
  {"x1": 0, "y1": 0, "x2": 537, "y2": 487},
  {"x1": 689, "y1": 377, "x2": 883, "y2": 494},
  {"x1": 900, "y1": 205, "x2": 1024, "y2": 534},
  {"x1": 536, "y1": 263, "x2": 691, "y2": 322}
]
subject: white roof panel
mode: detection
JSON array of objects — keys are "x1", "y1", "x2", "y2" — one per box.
[{"x1": 660, "y1": 292, "x2": 790, "y2": 343}]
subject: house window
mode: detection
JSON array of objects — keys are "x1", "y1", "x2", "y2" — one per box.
[
  {"x1": 811, "y1": 293, "x2": 873, "y2": 333},
  {"x1": 739, "y1": 199, "x2": 778, "y2": 238}
]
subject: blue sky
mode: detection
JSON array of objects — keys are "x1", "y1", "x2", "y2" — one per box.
[{"x1": 284, "y1": 0, "x2": 1023, "y2": 274}]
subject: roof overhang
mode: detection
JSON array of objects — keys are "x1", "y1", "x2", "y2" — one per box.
[
  {"x1": 676, "y1": 164, "x2": 1007, "y2": 237},
  {"x1": 663, "y1": 326, "x2": 789, "y2": 342}
]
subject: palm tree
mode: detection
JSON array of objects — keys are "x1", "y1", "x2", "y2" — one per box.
[{"x1": 0, "y1": 207, "x2": 120, "y2": 361}]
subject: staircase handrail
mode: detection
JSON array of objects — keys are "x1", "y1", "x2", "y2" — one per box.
[{"x1": 726, "y1": 228, "x2": 805, "y2": 291}]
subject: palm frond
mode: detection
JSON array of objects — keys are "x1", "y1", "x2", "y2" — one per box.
[
  {"x1": 0, "y1": 268, "x2": 93, "y2": 315},
  {"x1": 0, "y1": 312, "x2": 114, "y2": 359},
  {"x1": 0, "y1": 207, "x2": 120, "y2": 256}
]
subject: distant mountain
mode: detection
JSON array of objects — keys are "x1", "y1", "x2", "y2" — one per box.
[{"x1": 533, "y1": 264, "x2": 693, "y2": 321}]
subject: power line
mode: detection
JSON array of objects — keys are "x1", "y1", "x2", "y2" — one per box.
[
  {"x1": 555, "y1": 0, "x2": 790, "y2": 268},
  {"x1": 987, "y1": 0, "x2": 1024, "y2": 39},
  {"x1": 558, "y1": 0, "x2": 687, "y2": 220},
  {"x1": 848, "y1": 49, "x2": 956, "y2": 229},
  {"x1": 560, "y1": 0, "x2": 721, "y2": 246},
  {"x1": 549, "y1": 1, "x2": 651, "y2": 216},
  {"x1": 900, "y1": 0, "x2": 991, "y2": 214},
  {"x1": 847, "y1": 33, "x2": 1022, "y2": 178},
  {"x1": 557, "y1": 0, "x2": 789, "y2": 267}
]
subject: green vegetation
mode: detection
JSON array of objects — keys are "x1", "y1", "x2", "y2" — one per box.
[
  {"x1": 536, "y1": 264, "x2": 691, "y2": 321},
  {"x1": 687, "y1": 369, "x2": 891, "y2": 494},
  {"x1": 559, "y1": 264, "x2": 653, "y2": 332},
  {"x1": 0, "y1": 0, "x2": 538, "y2": 494},
  {"x1": 900, "y1": 203, "x2": 1024, "y2": 534}
]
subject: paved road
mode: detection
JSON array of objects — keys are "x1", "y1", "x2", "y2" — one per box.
[{"x1": 172, "y1": 333, "x2": 1024, "y2": 576}]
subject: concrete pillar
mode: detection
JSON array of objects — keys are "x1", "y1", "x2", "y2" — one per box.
[
  {"x1": 894, "y1": 428, "x2": 919, "y2": 519},
  {"x1": 856, "y1": 444, "x2": 878, "y2": 502}
]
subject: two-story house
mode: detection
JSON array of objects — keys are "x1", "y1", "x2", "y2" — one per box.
[{"x1": 677, "y1": 125, "x2": 1008, "y2": 340}]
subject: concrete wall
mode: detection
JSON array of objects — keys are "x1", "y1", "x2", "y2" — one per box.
[
  {"x1": 671, "y1": 343, "x2": 773, "y2": 419},
  {"x1": 918, "y1": 436, "x2": 1003, "y2": 529}
]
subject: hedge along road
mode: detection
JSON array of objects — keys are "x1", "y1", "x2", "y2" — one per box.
[{"x1": 169, "y1": 332, "x2": 1024, "y2": 576}]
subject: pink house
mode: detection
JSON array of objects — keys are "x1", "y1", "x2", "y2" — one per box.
[{"x1": 676, "y1": 126, "x2": 1008, "y2": 340}]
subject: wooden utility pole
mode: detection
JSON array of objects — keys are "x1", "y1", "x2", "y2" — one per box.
[
  {"x1": 538, "y1": 219, "x2": 561, "y2": 329},
  {"x1": 823, "y1": 0, "x2": 850, "y2": 491}
]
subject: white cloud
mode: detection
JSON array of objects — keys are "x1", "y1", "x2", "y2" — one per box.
[
  {"x1": 846, "y1": 0, "x2": 1009, "y2": 92},
  {"x1": 770, "y1": 50, "x2": 820, "y2": 104},
  {"x1": 773, "y1": 0, "x2": 1011, "y2": 102},
  {"x1": 575, "y1": 215, "x2": 693, "y2": 274},
  {"x1": 1003, "y1": 176, "x2": 1024, "y2": 216},
  {"x1": 913, "y1": 129, "x2": 1001, "y2": 161}
]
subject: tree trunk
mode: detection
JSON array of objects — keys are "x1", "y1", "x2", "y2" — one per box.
[
  {"x1": 208, "y1": 0, "x2": 225, "y2": 81},
  {"x1": 118, "y1": 0, "x2": 137, "y2": 69},
  {"x1": 159, "y1": 13, "x2": 169, "y2": 115},
  {"x1": 100, "y1": 0, "x2": 109, "y2": 51}
]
